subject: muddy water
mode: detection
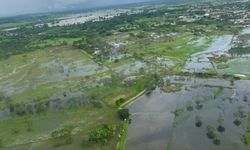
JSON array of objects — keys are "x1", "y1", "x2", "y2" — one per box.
[{"x1": 126, "y1": 76, "x2": 250, "y2": 150}]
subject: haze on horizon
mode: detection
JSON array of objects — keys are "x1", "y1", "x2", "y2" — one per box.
[{"x1": 0, "y1": 0, "x2": 157, "y2": 17}]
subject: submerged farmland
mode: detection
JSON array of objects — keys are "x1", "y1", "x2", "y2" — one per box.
[{"x1": 0, "y1": 0, "x2": 250, "y2": 150}]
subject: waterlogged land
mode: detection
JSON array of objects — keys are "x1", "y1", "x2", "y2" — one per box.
[
  {"x1": 127, "y1": 76, "x2": 250, "y2": 150},
  {"x1": 0, "y1": 0, "x2": 250, "y2": 150},
  {"x1": 126, "y1": 25, "x2": 250, "y2": 149}
]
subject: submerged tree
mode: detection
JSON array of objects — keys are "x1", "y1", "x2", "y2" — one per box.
[
  {"x1": 243, "y1": 96, "x2": 248, "y2": 102},
  {"x1": 230, "y1": 79, "x2": 235, "y2": 86},
  {"x1": 217, "y1": 114, "x2": 225, "y2": 132},
  {"x1": 195, "y1": 100, "x2": 203, "y2": 110},
  {"x1": 187, "y1": 101, "x2": 194, "y2": 112},
  {"x1": 233, "y1": 119, "x2": 242, "y2": 126},
  {"x1": 213, "y1": 138, "x2": 221, "y2": 145},
  {"x1": 195, "y1": 115, "x2": 202, "y2": 127}
]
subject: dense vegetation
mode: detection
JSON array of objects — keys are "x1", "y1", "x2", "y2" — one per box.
[
  {"x1": 229, "y1": 47, "x2": 250, "y2": 56},
  {"x1": 0, "y1": 1, "x2": 243, "y2": 59}
]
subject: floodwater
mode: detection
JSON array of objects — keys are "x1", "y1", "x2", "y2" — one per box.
[
  {"x1": 183, "y1": 27, "x2": 250, "y2": 74},
  {"x1": 126, "y1": 88, "x2": 177, "y2": 150},
  {"x1": 126, "y1": 76, "x2": 250, "y2": 150},
  {"x1": 218, "y1": 57, "x2": 250, "y2": 75},
  {"x1": 183, "y1": 35, "x2": 233, "y2": 72},
  {"x1": 241, "y1": 27, "x2": 250, "y2": 34}
]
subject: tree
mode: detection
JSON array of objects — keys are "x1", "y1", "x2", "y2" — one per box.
[{"x1": 118, "y1": 109, "x2": 130, "y2": 120}]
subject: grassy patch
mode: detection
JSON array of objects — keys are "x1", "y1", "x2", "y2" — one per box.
[
  {"x1": 217, "y1": 63, "x2": 229, "y2": 69},
  {"x1": 0, "y1": 105, "x2": 120, "y2": 148},
  {"x1": 245, "y1": 132, "x2": 250, "y2": 149},
  {"x1": 116, "y1": 120, "x2": 129, "y2": 150},
  {"x1": 161, "y1": 84, "x2": 183, "y2": 93}
]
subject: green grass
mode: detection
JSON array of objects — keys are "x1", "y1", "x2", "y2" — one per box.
[
  {"x1": 245, "y1": 132, "x2": 250, "y2": 149},
  {"x1": 0, "y1": 22, "x2": 28, "y2": 30},
  {"x1": 116, "y1": 120, "x2": 129, "y2": 150},
  {"x1": 12, "y1": 81, "x2": 70, "y2": 104},
  {"x1": 125, "y1": 32, "x2": 212, "y2": 65},
  {"x1": 217, "y1": 63, "x2": 229, "y2": 69},
  {"x1": 28, "y1": 38, "x2": 81, "y2": 49},
  {"x1": 0, "y1": 105, "x2": 120, "y2": 148}
]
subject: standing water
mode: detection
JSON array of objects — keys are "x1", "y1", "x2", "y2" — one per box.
[{"x1": 126, "y1": 76, "x2": 250, "y2": 150}]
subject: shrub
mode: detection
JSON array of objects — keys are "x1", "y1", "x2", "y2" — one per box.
[
  {"x1": 91, "y1": 101, "x2": 103, "y2": 108},
  {"x1": 14, "y1": 103, "x2": 26, "y2": 116},
  {"x1": 51, "y1": 126, "x2": 73, "y2": 147},
  {"x1": 51, "y1": 126, "x2": 73, "y2": 138},
  {"x1": 89, "y1": 124, "x2": 116, "y2": 144},
  {"x1": 11, "y1": 128, "x2": 20, "y2": 134},
  {"x1": 34, "y1": 102, "x2": 47, "y2": 113},
  {"x1": 187, "y1": 105, "x2": 194, "y2": 111},
  {"x1": 217, "y1": 115, "x2": 224, "y2": 124},
  {"x1": 173, "y1": 108, "x2": 183, "y2": 117},
  {"x1": 115, "y1": 98, "x2": 126, "y2": 107},
  {"x1": 213, "y1": 138, "x2": 221, "y2": 145},
  {"x1": 206, "y1": 126, "x2": 217, "y2": 139}
]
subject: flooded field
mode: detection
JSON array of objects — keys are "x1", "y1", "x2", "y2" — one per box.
[
  {"x1": 183, "y1": 35, "x2": 233, "y2": 73},
  {"x1": 183, "y1": 27, "x2": 250, "y2": 77},
  {"x1": 217, "y1": 57, "x2": 250, "y2": 75},
  {"x1": 0, "y1": 47, "x2": 107, "y2": 96},
  {"x1": 126, "y1": 76, "x2": 250, "y2": 150}
]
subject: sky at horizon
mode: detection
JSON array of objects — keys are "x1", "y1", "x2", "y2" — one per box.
[{"x1": 0, "y1": 0, "x2": 156, "y2": 17}]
